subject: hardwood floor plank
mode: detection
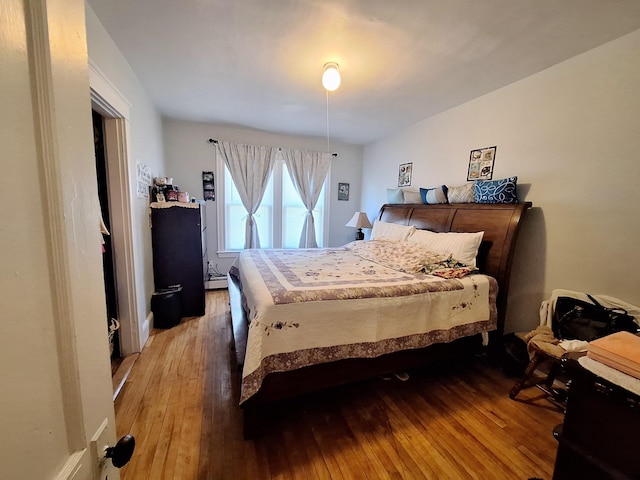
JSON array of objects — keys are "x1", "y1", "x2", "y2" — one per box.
[
  {"x1": 340, "y1": 385, "x2": 429, "y2": 479},
  {"x1": 361, "y1": 384, "x2": 457, "y2": 479},
  {"x1": 309, "y1": 408, "x2": 360, "y2": 480},
  {"x1": 147, "y1": 402, "x2": 181, "y2": 480},
  {"x1": 430, "y1": 382, "x2": 537, "y2": 478},
  {"x1": 115, "y1": 333, "x2": 166, "y2": 436},
  {"x1": 337, "y1": 404, "x2": 404, "y2": 479},
  {"x1": 381, "y1": 385, "x2": 483, "y2": 479},
  {"x1": 281, "y1": 421, "x2": 332, "y2": 480},
  {"x1": 116, "y1": 290, "x2": 563, "y2": 479},
  {"x1": 175, "y1": 404, "x2": 203, "y2": 479}
]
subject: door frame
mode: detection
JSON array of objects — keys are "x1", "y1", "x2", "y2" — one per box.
[{"x1": 89, "y1": 61, "x2": 141, "y2": 355}]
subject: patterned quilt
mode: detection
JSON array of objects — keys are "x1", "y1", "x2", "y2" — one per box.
[{"x1": 231, "y1": 240, "x2": 498, "y2": 403}]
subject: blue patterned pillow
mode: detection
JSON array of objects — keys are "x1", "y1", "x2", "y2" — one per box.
[
  {"x1": 474, "y1": 176, "x2": 518, "y2": 204},
  {"x1": 420, "y1": 185, "x2": 448, "y2": 204}
]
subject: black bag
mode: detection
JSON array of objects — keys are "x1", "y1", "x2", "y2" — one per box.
[{"x1": 553, "y1": 294, "x2": 638, "y2": 341}]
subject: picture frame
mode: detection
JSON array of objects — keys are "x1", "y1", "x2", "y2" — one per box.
[
  {"x1": 202, "y1": 171, "x2": 215, "y2": 201},
  {"x1": 338, "y1": 182, "x2": 350, "y2": 201},
  {"x1": 467, "y1": 146, "x2": 496, "y2": 181},
  {"x1": 150, "y1": 185, "x2": 166, "y2": 202},
  {"x1": 398, "y1": 162, "x2": 412, "y2": 187}
]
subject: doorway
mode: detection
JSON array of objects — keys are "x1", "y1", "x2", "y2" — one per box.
[
  {"x1": 93, "y1": 110, "x2": 121, "y2": 367},
  {"x1": 90, "y1": 64, "x2": 144, "y2": 363}
]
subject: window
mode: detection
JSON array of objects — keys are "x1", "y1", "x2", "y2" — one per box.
[{"x1": 217, "y1": 154, "x2": 329, "y2": 253}]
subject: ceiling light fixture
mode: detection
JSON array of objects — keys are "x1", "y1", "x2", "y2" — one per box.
[{"x1": 322, "y1": 62, "x2": 341, "y2": 91}]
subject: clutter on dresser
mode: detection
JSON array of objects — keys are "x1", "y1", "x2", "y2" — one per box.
[
  {"x1": 587, "y1": 331, "x2": 640, "y2": 379},
  {"x1": 150, "y1": 176, "x2": 191, "y2": 204}
]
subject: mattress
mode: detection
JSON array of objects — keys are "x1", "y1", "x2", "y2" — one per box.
[{"x1": 230, "y1": 241, "x2": 498, "y2": 403}]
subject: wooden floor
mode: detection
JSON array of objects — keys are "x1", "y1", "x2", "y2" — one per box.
[{"x1": 115, "y1": 290, "x2": 563, "y2": 480}]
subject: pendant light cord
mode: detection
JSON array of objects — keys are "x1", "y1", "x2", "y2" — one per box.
[{"x1": 326, "y1": 89, "x2": 330, "y2": 154}]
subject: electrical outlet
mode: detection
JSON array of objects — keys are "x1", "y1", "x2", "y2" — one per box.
[{"x1": 90, "y1": 419, "x2": 117, "y2": 480}]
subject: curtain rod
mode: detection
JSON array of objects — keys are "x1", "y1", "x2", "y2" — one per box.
[{"x1": 208, "y1": 138, "x2": 337, "y2": 157}]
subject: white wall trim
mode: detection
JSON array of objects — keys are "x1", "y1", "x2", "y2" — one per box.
[
  {"x1": 90, "y1": 63, "x2": 141, "y2": 355},
  {"x1": 89, "y1": 60, "x2": 130, "y2": 119},
  {"x1": 25, "y1": 0, "x2": 86, "y2": 450},
  {"x1": 215, "y1": 149, "x2": 226, "y2": 253},
  {"x1": 102, "y1": 118, "x2": 141, "y2": 355},
  {"x1": 142, "y1": 311, "x2": 153, "y2": 342},
  {"x1": 51, "y1": 449, "x2": 90, "y2": 480}
]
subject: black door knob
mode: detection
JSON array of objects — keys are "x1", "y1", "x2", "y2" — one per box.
[{"x1": 105, "y1": 434, "x2": 135, "y2": 468}]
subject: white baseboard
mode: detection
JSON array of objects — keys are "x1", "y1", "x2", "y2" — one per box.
[
  {"x1": 141, "y1": 312, "x2": 152, "y2": 346},
  {"x1": 206, "y1": 277, "x2": 228, "y2": 290}
]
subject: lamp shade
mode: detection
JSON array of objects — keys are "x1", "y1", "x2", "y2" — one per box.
[
  {"x1": 322, "y1": 63, "x2": 341, "y2": 91},
  {"x1": 345, "y1": 212, "x2": 372, "y2": 229}
]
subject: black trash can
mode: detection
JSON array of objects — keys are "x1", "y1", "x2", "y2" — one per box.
[{"x1": 151, "y1": 285, "x2": 182, "y2": 329}]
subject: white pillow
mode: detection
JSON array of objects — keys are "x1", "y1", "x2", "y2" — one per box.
[
  {"x1": 370, "y1": 220, "x2": 416, "y2": 241},
  {"x1": 407, "y1": 229, "x2": 484, "y2": 266},
  {"x1": 402, "y1": 189, "x2": 422, "y2": 204},
  {"x1": 446, "y1": 183, "x2": 475, "y2": 204}
]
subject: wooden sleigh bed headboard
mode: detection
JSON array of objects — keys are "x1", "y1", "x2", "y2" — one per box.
[{"x1": 379, "y1": 202, "x2": 532, "y2": 337}]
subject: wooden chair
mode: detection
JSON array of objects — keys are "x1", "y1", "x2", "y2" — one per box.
[{"x1": 509, "y1": 340, "x2": 566, "y2": 402}]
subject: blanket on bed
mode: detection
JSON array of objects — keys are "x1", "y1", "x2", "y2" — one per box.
[{"x1": 231, "y1": 242, "x2": 498, "y2": 403}]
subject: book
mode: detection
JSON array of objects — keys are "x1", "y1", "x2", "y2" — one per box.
[{"x1": 588, "y1": 331, "x2": 640, "y2": 379}]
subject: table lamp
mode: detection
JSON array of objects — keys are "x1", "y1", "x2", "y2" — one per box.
[{"x1": 345, "y1": 212, "x2": 372, "y2": 241}]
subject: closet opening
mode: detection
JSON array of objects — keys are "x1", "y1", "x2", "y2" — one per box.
[{"x1": 93, "y1": 109, "x2": 122, "y2": 371}]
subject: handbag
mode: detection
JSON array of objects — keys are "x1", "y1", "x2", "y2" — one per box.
[{"x1": 553, "y1": 294, "x2": 638, "y2": 342}]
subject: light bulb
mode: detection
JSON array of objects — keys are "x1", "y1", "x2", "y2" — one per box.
[{"x1": 322, "y1": 63, "x2": 341, "y2": 91}]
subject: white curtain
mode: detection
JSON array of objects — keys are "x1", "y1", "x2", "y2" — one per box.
[
  {"x1": 281, "y1": 148, "x2": 331, "y2": 248},
  {"x1": 217, "y1": 141, "x2": 276, "y2": 249}
]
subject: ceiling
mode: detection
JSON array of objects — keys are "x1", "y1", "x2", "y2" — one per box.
[{"x1": 87, "y1": 0, "x2": 640, "y2": 145}]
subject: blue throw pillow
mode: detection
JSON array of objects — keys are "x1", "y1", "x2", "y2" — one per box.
[
  {"x1": 474, "y1": 176, "x2": 518, "y2": 204},
  {"x1": 419, "y1": 185, "x2": 448, "y2": 204}
]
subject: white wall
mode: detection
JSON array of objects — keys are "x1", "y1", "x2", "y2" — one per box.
[
  {"x1": 85, "y1": 4, "x2": 166, "y2": 347},
  {"x1": 362, "y1": 29, "x2": 640, "y2": 334},
  {"x1": 162, "y1": 119, "x2": 364, "y2": 274}
]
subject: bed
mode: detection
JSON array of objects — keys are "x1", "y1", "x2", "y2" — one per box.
[{"x1": 228, "y1": 202, "x2": 531, "y2": 437}]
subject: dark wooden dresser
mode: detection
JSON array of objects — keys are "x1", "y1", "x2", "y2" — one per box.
[
  {"x1": 553, "y1": 358, "x2": 640, "y2": 479},
  {"x1": 150, "y1": 202, "x2": 207, "y2": 317}
]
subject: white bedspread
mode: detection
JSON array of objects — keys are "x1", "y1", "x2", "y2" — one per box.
[{"x1": 231, "y1": 243, "x2": 498, "y2": 403}]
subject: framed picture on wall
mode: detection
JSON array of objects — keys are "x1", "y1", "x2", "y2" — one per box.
[
  {"x1": 202, "y1": 171, "x2": 215, "y2": 201},
  {"x1": 398, "y1": 162, "x2": 412, "y2": 187},
  {"x1": 467, "y1": 146, "x2": 496, "y2": 181},
  {"x1": 338, "y1": 182, "x2": 350, "y2": 201}
]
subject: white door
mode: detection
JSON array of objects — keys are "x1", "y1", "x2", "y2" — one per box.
[{"x1": 0, "y1": 0, "x2": 123, "y2": 479}]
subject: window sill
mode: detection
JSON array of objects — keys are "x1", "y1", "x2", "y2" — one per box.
[{"x1": 217, "y1": 250, "x2": 241, "y2": 259}]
